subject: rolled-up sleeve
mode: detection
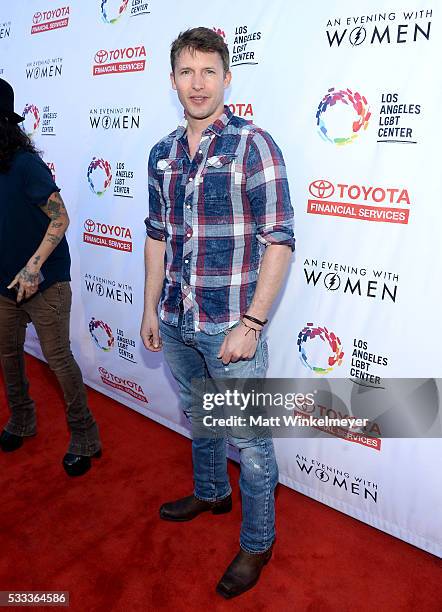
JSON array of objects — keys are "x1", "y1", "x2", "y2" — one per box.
[
  {"x1": 246, "y1": 130, "x2": 295, "y2": 252},
  {"x1": 144, "y1": 147, "x2": 167, "y2": 242}
]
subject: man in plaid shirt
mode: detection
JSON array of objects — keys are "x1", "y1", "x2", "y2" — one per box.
[{"x1": 141, "y1": 27, "x2": 294, "y2": 599}]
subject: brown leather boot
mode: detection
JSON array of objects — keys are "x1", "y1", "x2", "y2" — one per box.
[
  {"x1": 159, "y1": 494, "x2": 232, "y2": 521},
  {"x1": 216, "y1": 546, "x2": 273, "y2": 599}
]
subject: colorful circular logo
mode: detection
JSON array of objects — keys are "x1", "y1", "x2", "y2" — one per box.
[
  {"x1": 297, "y1": 323, "x2": 344, "y2": 374},
  {"x1": 212, "y1": 27, "x2": 227, "y2": 41},
  {"x1": 87, "y1": 157, "x2": 112, "y2": 196},
  {"x1": 89, "y1": 318, "x2": 114, "y2": 351},
  {"x1": 316, "y1": 88, "x2": 371, "y2": 146},
  {"x1": 101, "y1": 0, "x2": 129, "y2": 24},
  {"x1": 22, "y1": 103, "x2": 40, "y2": 136}
]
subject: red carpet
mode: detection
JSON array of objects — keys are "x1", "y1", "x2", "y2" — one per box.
[{"x1": 0, "y1": 355, "x2": 440, "y2": 611}]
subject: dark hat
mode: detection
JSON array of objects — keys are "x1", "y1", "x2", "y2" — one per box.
[{"x1": 0, "y1": 78, "x2": 25, "y2": 123}]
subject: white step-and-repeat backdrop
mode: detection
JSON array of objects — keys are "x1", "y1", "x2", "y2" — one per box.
[{"x1": 2, "y1": 0, "x2": 441, "y2": 556}]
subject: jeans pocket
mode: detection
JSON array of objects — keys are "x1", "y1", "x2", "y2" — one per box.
[
  {"x1": 38, "y1": 288, "x2": 59, "y2": 314},
  {"x1": 39, "y1": 282, "x2": 71, "y2": 315},
  {"x1": 262, "y1": 338, "x2": 269, "y2": 369},
  {"x1": 57, "y1": 282, "x2": 71, "y2": 314},
  {"x1": 255, "y1": 336, "x2": 269, "y2": 374},
  {"x1": 222, "y1": 320, "x2": 240, "y2": 336}
]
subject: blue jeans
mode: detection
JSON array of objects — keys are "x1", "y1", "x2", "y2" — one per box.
[{"x1": 160, "y1": 314, "x2": 278, "y2": 554}]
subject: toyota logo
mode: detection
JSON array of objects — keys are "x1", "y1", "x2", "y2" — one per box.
[
  {"x1": 84, "y1": 219, "x2": 96, "y2": 232},
  {"x1": 33, "y1": 12, "x2": 43, "y2": 24},
  {"x1": 309, "y1": 180, "x2": 335, "y2": 199},
  {"x1": 94, "y1": 49, "x2": 109, "y2": 64},
  {"x1": 98, "y1": 367, "x2": 108, "y2": 376}
]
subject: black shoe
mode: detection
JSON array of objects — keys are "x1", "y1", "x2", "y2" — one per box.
[
  {"x1": 62, "y1": 449, "x2": 102, "y2": 477},
  {"x1": 159, "y1": 493, "x2": 232, "y2": 521},
  {"x1": 216, "y1": 547, "x2": 273, "y2": 599},
  {"x1": 0, "y1": 430, "x2": 24, "y2": 452}
]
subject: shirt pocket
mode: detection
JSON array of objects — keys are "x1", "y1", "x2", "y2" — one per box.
[
  {"x1": 201, "y1": 154, "x2": 239, "y2": 223},
  {"x1": 206, "y1": 154, "x2": 236, "y2": 169},
  {"x1": 156, "y1": 158, "x2": 183, "y2": 172},
  {"x1": 156, "y1": 158, "x2": 184, "y2": 208},
  {"x1": 202, "y1": 154, "x2": 237, "y2": 202}
]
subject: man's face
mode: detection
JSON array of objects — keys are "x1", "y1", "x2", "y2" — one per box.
[{"x1": 171, "y1": 48, "x2": 231, "y2": 123}]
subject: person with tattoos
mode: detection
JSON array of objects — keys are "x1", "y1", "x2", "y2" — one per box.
[{"x1": 0, "y1": 78, "x2": 101, "y2": 476}]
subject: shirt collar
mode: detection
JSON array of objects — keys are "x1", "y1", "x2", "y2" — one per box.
[
  {"x1": 176, "y1": 117, "x2": 187, "y2": 140},
  {"x1": 205, "y1": 105, "x2": 233, "y2": 136},
  {"x1": 175, "y1": 105, "x2": 233, "y2": 141}
]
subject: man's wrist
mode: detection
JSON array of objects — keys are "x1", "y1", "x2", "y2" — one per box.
[
  {"x1": 243, "y1": 312, "x2": 268, "y2": 328},
  {"x1": 144, "y1": 304, "x2": 159, "y2": 316},
  {"x1": 239, "y1": 319, "x2": 262, "y2": 340},
  {"x1": 25, "y1": 261, "x2": 41, "y2": 273}
]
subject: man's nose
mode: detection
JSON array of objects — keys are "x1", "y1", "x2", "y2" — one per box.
[{"x1": 191, "y1": 73, "x2": 204, "y2": 90}]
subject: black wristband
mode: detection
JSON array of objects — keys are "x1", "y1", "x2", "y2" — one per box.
[{"x1": 242, "y1": 314, "x2": 268, "y2": 327}]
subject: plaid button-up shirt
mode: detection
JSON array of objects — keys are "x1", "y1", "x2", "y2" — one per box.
[{"x1": 145, "y1": 106, "x2": 295, "y2": 334}]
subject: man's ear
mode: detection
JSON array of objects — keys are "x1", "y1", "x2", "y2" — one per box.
[
  {"x1": 224, "y1": 70, "x2": 232, "y2": 89},
  {"x1": 170, "y1": 71, "x2": 177, "y2": 90}
]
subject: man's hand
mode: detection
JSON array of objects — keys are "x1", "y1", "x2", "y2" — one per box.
[
  {"x1": 140, "y1": 310, "x2": 163, "y2": 352},
  {"x1": 218, "y1": 321, "x2": 261, "y2": 365},
  {"x1": 7, "y1": 257, "x2": 41, "y2": 302}
]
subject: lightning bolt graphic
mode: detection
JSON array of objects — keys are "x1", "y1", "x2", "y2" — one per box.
[{"x1": 328, "y1": 274, "x2": 337, "y2": 289}]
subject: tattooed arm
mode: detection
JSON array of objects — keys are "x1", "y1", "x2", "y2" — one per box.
[{"x1": 7, "y1": 192, "x2": 70, "y2": 302}]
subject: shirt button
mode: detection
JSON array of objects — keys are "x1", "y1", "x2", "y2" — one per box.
[
  {"x1": 188, "y1": 177, "x2": 193, "y2": 182},
  {"x1": 183, "y1": 285, "x2": 188, "y2": 290},
  {"x1": 186, "y1": 204, "x2": 191, "y2": 209},
  {"x1": 187, "y1": 232, "x2": 191, "y2": 238},
  {"x1": 184, "y1": 259, "x2": 189, "y2": 264},
  {"x1": 199, "y1": 150, "x2": 202, "y2": 154}
]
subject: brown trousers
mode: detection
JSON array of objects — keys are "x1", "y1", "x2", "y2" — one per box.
[{"x1": 0, "y1": 282, "x2": 100, "y2": 455}]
